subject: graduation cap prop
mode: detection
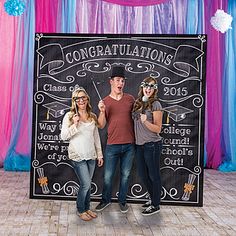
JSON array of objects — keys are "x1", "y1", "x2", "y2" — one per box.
[
  {"x1": 43, "y1": 101, "x2": 70, "y2": 120},
  {"x1": 163, "y1": 105, "x2": 193, "y2": 123}
]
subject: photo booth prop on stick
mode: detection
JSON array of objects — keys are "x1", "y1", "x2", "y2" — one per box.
[{"x1": 31, "y1": 34, "x2": 206, "y2": 206}]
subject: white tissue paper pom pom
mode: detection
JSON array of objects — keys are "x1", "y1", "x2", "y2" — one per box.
[{"x1": 210, "y1": 9, "x2": 233, "y2": 33}]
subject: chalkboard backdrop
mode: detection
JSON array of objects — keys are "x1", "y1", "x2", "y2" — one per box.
[{"x1": 30, "y1": 34, "x2": 206, "y2": 206}]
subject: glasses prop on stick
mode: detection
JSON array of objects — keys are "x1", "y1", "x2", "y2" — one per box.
[{"x1": 72, "y1": 97, "x2": 79, "y2": 116}]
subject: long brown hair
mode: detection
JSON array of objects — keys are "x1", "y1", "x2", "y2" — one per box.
[
  {"x1": 68, "y1": 87, "x2": 98, "y2": 126},
  {"x1": 133, "y1": 77, "x2": 158, "y2": 112}
]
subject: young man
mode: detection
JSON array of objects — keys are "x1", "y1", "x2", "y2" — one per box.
[{"x1": 95, "y1": 66, "x2": 135, "y2": 213}]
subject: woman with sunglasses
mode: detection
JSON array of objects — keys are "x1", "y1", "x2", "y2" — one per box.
[
  {"x1": 61, "y1": 87, "x2": 103, "y2": 221},
  {"x1": 132, "y1": 77, "x2": 163, "y2": 216}
]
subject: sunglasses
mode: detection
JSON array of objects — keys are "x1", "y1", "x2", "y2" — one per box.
[
  {"x1": 73, "y1": 96, "x2": 87, "y2": 102},
  {"x1": 140, "y1": 81, "x2": 158, "y2": 90}
]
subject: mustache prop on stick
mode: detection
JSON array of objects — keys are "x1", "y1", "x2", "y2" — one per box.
[
  {"x1": 142, "y1": 95, "x2": 149, "y2": 102},
  {"x1": 141, "y1": 96, "x2": 149, "y2": 114}
]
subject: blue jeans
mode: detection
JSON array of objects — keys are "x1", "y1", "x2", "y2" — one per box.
[
  {"x1": 101, "y1": 143, "x2": 134, "y2": 204},
  {"x1": 71, "y1": 159, "x2": 96, "y2": 213},
  {"x1": 136, "y1": 141, "x2": 162, "y2": 207}
]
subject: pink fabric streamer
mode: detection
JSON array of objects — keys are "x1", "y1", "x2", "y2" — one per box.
[
  {"x1": 0, "y1": 2, "x2": 17, "y2": 166},
  {"x1": 2, "y1": 0, "x2": 36, "y2": 171},
  {"x1": 204, "y1": 0, "x2": 225, "y2": 169},
  {"x1": 102, "y1": 0, "x2": 168, "y2": 6},
  {"x1": 35, "y1": 0, "x2": 59, "y2": 32}
]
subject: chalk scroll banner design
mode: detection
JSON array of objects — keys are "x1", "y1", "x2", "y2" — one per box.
[{"x1": 30, "y1": 34, "x2": 206, "y2": 206}]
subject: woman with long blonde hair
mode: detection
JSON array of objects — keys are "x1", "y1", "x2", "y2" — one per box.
[{"x1": 61, "y1": 87, "x2": 103, "y2": 221}]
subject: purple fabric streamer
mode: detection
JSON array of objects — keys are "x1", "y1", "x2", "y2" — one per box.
[{"x1": 102, "y1": 0, "x2": 169, "y2": 6}]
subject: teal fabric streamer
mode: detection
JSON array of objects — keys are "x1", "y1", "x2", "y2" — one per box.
[
  {"x1": 186, "y1": 0, "x2": 204, "y2": 34},
  {"x1": 4, "y1": 151, "x2": 30, "y2": 171},
  {"x1": 61, "y1": 0, "x2": 76, "y2": 33}
]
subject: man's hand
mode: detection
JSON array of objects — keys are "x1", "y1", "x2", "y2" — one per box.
[{"x1": 98, "y1": 100, "x2": 106, "y2": 113}]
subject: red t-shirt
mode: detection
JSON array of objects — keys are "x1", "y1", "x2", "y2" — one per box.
[{"x1": 104, "y1": 93, "x2": 135, "y2": 145}]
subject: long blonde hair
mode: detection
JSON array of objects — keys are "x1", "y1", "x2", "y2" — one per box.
[
  {"x1": 68, "y1": 87, "x2": 98, "y2": 126},
  {"x1": 133, "y1": 77, "x2": 158, "y2": 112}
]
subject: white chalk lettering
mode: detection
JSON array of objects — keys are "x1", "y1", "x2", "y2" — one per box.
[
  {"x1": 39, "y1": 123, "x2": 57, "y2": 133},
  {"x1": 37, "y1": 133, "x2": 61, "y2": 141}
]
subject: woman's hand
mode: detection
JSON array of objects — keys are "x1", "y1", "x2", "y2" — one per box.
[
  {"x1": 140, "y1": 113, "x2": 147, "y2": 123},
  {"x1": 72, "y1": 114, "x2": 80, "y2": 124},
  {"x1": 97, "y1": 158, "x2": 104, "y2": 167}
]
